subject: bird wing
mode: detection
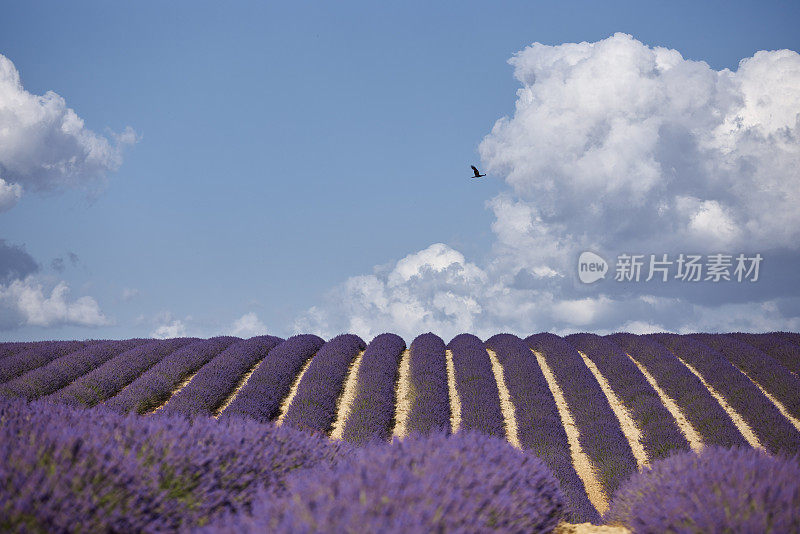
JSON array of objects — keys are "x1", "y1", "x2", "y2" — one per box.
[{"x1": 471, "y1": 165, "x2": 480, "y2": 175}]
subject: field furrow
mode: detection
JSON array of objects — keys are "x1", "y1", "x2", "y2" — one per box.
[
  {"x1": 404, "y1": 333, "x2": 450, "y2": 436},
  {"x1": 447, "y1": 334, "x2": 505, "y2": 438},
  {"x1": 651, "y1": 334, "x2": 800, "y2": 454},
  {"x1": 160, "y1": 335, "x2": 284, "y2": 417},
  {"x1": 104, "y1": 336, "x2": 239, "y2": 414},
  {"x1": 341, "y1": 333, "x2": 406, "y2": 445},
  {"x1": 485, "y1": 334, "x2": 601, "y2": 524},
  {"x1": 526, "y1": 333, "x2": 638, "y2": 507},
  {"x1": 281, "y1": 334, "x2": 366, "y2": 433},
  {"x1": 608, "y1": 334, "x2": 748, "y2": 448},
  {"x1": 48, "y1": 338, "x2": 198, "y2": 407},
  {"x1": 0, "y1": 340, "x2": 146, "y2": 400},
  {"x1": 392, "y1": 349, "x2": 412, "y2": 439},
  {"x1": 485, "y1": 348, "x2": 521, "y2": 449},
  {"x1": 568, "y1": 333, "x2": 690, "y2": 462},
  {"x1": 729, "y1": 333, "x2": 800, "y2": 376},
  {"x1": 221, "y1": 334, "x2": 325, "y2": 423},
  {"x1": 0, "y1": 341, "x2": 92, "y2": 383}
]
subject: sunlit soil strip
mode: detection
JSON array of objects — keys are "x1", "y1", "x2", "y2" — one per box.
[
  {"x1": 486, "y1": 349, "x2": 521, "y2": 449},
  {"x1": 555, "y1": 522, "x2": 630, "y2": 533},
  {"x1": 214, "y1": 360, "x2": 262, "y2": 418},
  {"x1": 146, "y1": 370, "x2": 200, "y2": 415},
  {"x1": 275, "y1": 356, "x2": 314, "y2": 426},
  {"x1": 676, "y1": 355, "x2": 764, "y2": 451},
  {"x1": 330, "y1": 350, "x2": 366, "y2": 440},
  {"x1": 532, "y1": 349, "x2": 607, "y2": 516},
  {"x1": 578, "y1": 351, "x2": 648, "y2": 470},
  {"x1": 737, "y1": 366, "x2": 800, "y2": 433},
  {"x1": 392, "y1": 350, "x2": 412, "y2": 439},
  {"x1": 626, "y1": 352, "x2": 703, "y2": 453},
  {"x1": 445, "y1": 349, "x2": 462, "y2": 434}
]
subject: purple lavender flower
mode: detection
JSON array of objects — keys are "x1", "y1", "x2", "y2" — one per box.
[
  {"x1": 567, "y1": 333, "x2": 690, "y2": 460},
  {"x1": 0, "y1": 340, "x2": 91, "y2": 383},
  {"x1": 729, "y1": 332, "x2": 800, "y2": 376},
  {"x1": 0, "y1": 396, "x2": 346, "y2": 533},
  {"x1": 220, "y1": 334, "x2": 326, "y2": 422},
  {"x1": 486, "y1": 333, "x2": 600, "y2": 524},
  {"x1": 608, "y1": 333, "x2": 747, "y2": 448},
  {"x1": 447, "y1": 333, "x2": 505, "y2": 438},
  {"x1": 281, "y1": 334, "x2": 366, "y2": 433},
  {"x1": 341, "y1": 333, "x2": 406, "y2": 445},
  {"x1": 652, "y1": 333, "x2": 800, "y2": 455},
  {"x1": 205, "y1": 432, "x2": 565, "y2": 533},
  {"x1": 160, "y1": 335, "x2": 284, "y2": 417},
  {"x1": 104, "y1": 336, "x2": 240, "y2": 414},
  {"x1": 526, "y1": 333, "x2": 638, "y2": 500},
  {"x1": 1, "y1": 339, "x2": 148, "y2": 401},
  {"x1": 604, "y1": 446, "x2": 800, "y2": 532},
  {"x1": 404, "y1": 332, "x2": 450, "y2": 436}
]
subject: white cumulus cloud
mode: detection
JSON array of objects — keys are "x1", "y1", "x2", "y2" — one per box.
[
  {"x1": 0, "y1": 277, "x2": 109, "y2": 329},
  {"x1": 0, "y1": 53, "x2": 136, "y2": 208},
  {"x1": 297, "y1": 34, "x2": 800, "y2": 339},
  {"x1": 229, "y1": 312, "x2": 267, "y2": 338}
]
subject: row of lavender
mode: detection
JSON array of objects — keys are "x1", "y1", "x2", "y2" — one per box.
[{"x1": 2, "y1": 331, "x2": 799, "y2": 522}]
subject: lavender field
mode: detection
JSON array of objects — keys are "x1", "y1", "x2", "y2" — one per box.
[{"x1": 2, "y1": 332, "x2": 799, "y2": 532}]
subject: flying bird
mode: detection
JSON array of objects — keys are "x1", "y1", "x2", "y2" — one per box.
[{"x1": 470, "y1": 165, "x2": 486, "y2": 178}]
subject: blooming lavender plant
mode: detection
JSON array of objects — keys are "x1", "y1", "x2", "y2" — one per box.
[
  {"x1": 0, "y1": 397, "x2": 347, "y2": 533},
  {"x1": 341, "y1": 333, "x2": 406, "y2": 445},
  {"x1": 604, "y1": 447, "x2": 800, "y2": 532},
  {"x1": 729, "y1": 332, "x2": 800, "y2": 375},
  {"x1": 693, "y1": 333, "x2": 800, "y2": 420},
  {"x1": 205, "y1": 432, "x2": 565, "y2": 533},
  {"x1": 0, "y1": 339, "x2": 147, "y2": 401},
  {"x1": 0, "y1": 340, "x2": 90, "y2": 383},
  {"x1": 447, "y1": 333, "x2": 506, "y2": 438},
  {"x1": 567, "y1": 333, "x2": 690, "y2": 460},
  {"x1": 160, "y1": 335, "x2": 284, "y2": 417},
  {"x1": 404, "y1": 332, "x2": 451, "y2": 436},
  {"x1": 48, "y1": 337, "x2": 197, "y2": 407},
  {"x1": 0, "y1": 341, "x2": 45, "y2": 360},
  {"x1": 486, "y1": 333, "x2": 600, "y2": 524},
  {"x1": 220, "y1": 334, "x2": 325, "y2": 422},
  {"x1": 652, "y1": 333, "x2": 800, "y2": 454},
  {"x1": 104, "y1": 336, "x2": 240, "y2": 414},
  {"x1": 281, "y1": 334, "x2": 366, "y2": 433},
  {"x1": 608, "y1": 333, "x2": 748, "y2": 448},
  {"x1": 525, "y1": 333, "x2": 638, "y2": 500}
]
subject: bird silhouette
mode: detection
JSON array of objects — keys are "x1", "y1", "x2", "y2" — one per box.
[{"x1": 470, "y1": 165, "x2": 486, "y2": 178}]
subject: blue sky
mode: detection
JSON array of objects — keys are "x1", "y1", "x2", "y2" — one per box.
[{"x1": 1, "y1": 1, "x2": 799, "y2": 341}]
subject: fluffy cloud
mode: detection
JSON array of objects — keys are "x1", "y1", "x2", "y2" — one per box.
[
  {"x1": 152, "y1": 318, "x2": 187, "y2": 339},
  {"x1": 0, "y1": 240, "x2": 38, "y2": 284},
  {"x1": 0, "y1": 178, "x2": 22, "y2": 212},
  {"x1": 297, "y1": 34, "x2": 800, "y2": 340},
  {"x1": 229, "y1": 312, "x2": 267, "y2": 338},
  {"x1": 0, "y1": 53, "x2": 136, "y2": 208},
  {"x1": 0, "y1": 277, "x2": 109, "y2": 329}
]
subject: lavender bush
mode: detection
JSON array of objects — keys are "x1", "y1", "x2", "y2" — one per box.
[
  {"x1": 608, "y1": 333, "x2": 747, "y2": 448},
  {"x1": 0, "y1": 340, "x2": 90, "y2": 383},
  {"x1": 652, "y1": 333, "x2": 800, "y2": 454},
  {"x1": 0, "y1": 341, "x2": 44, "y2": 360},
  {"x1": 404, "y1": 333, "x2": 451, "y2": 436},
  {"x1": 604, "y1": 447, "x2": 800, "y2": 532},
  {"x1": 221, "y1": 334, "x2": 325, "y2": 422},
  {"x1": 526, "y1": 333, "x2": 638, "y2": 500},
  {"x1": 341, "y1": 333, "x2": 406, "y2": 445},
  {"x1": 567, "y1": 333, "x2": 690, "y2": 460},
  {"x1": 0, "y1": 397, "x2": 346, "y2": 533},
  {"x1": 48, "y1": 338, "x2": 197, "y2": 407},
  {"x1": 693, "y1": 333, "x2": 800, "y2": 420},
  {"x1": 282, "y1": 334, "x2": 366, "y2": 433},
  {"x1": 205, "y1": 432, "x2": 565, "y2": 533},
  {"x1": 0, "y1": 339, "x2": 147, "y2": 401},
  {"x1": 161, "y1": 335, "x2": 284, "y2": 417},
  {"x1": 104, "y1": 336, "x2": 239, "y2": 414},
  {"x1": 486, "y1": 333, "x2": 600, "y2": 524},
  {"x1": 447, "y1": 333, "x2": 506, "y2": 438},
  {"x1": 729, "y1": 332, "x2": 800, "y2": 375}
]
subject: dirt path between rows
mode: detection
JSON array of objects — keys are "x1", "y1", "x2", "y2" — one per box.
[
  {"x1": 330, "y1": 350, "x2": 366, "y2": 440},
  {"x1": 445, "y1": 349, "x2": 462, "y2": 434},
  {"x1": 275, "y1": 356, "x2": 314, "y2": 426},
  {"x1": 486, "y1": 348, "x2": 521, "y2": 449},
  {"x1": 392, "y1": 349, "x2": 412, "y2": 439}
]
